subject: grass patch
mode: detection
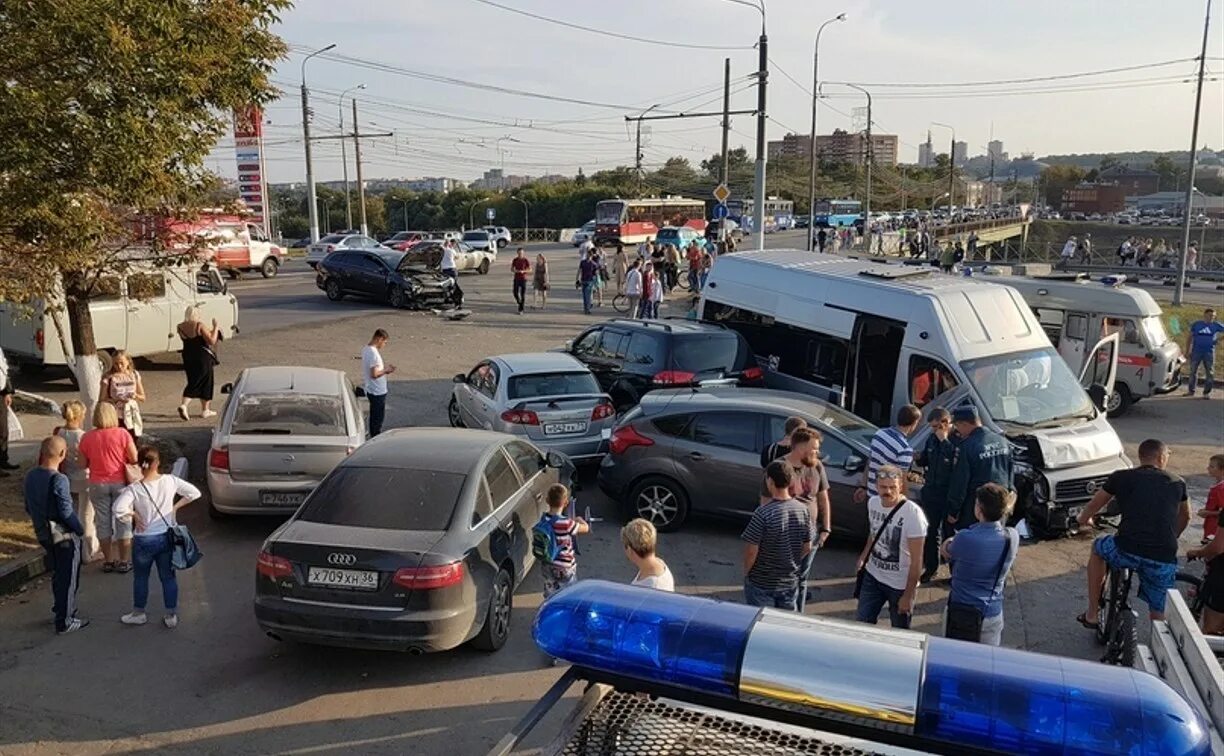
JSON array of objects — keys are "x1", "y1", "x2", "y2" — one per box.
[
  {"x1": 1162, "y1": 305, "x2": 1224, "y2": 375},
  {"x1": 0, "y1": 472, "x2": 38, "y2": 561}
]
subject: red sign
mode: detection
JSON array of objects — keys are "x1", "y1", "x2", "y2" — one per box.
[{"x1": 232, "y1": 107, "x2": 269, "y2": 236}]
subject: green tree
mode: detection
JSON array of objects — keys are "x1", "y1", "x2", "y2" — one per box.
[
  {"x1": 0, "y1": 0, "x2": 288, "y2": 407},
  {"x1": 1039, "y1": 164, "x2": 1088, "y2": 209},
  {"x1": 1150, "y1": 154, "x2": 1187, "y2": 192}
]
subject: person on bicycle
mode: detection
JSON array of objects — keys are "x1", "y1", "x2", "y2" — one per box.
[{"x1": 1076, "y1": 439, "x2": 1189, "y2": 627}]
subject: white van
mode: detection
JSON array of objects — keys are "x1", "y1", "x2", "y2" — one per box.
[
  {"x1": 0, "y1": 264, "x2": 238, "y2": 373},
  {"x1": 700, "y1": 250, "x2": 1127, "y2": 534},
  {"x1": 978, "y1": 272, "x2": 1183, "y2": 417}
]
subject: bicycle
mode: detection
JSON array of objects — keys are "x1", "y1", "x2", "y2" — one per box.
[
  {"x1": 612, "y1": 293, "x2": 633, "y2": 315},
  {"x1": 1095, "y1": 562, "x2": 1139, "y2": 667}
]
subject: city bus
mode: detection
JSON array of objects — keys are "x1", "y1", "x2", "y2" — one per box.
[
  {"x1": 593, "y1": 197, "x2": 707, "y2": 246},
  {"x1": 813, "y1": 199, "x2": 863, "y2": 229},
  {"x1": 742, "y1": 198, "x2": 795, "y2": 233}
]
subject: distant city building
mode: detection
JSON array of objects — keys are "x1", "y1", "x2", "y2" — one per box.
[
  {"x1": 917, "y1": 131, "x2": 935, "y2": 167},
  {"x1": 404, "y1": 177, "x2": 461, "y2": 193},
  {"x1": 953, "y1": 141, "x2": 969, "y2": 167},
  {"x1": 1062, "y1": 182, "x2": 1128, "y2": 214},
  {"x1": 1128, "y1": 190, "x2": 1224, "y2": 217},
  {"x1": 470, "y1": 168, "x2": 531, "y2": 191},
  {"x1": 769, "y1": 130, "x2": 897, "y2": 166},
  {"x1": 767, "y1": 132, "x2": 812, "y2": 160},
  {"x1": 987, "y1": 140, "x2": 1008, "y2": 163},
  {"x1": 1098, "y1": 165, "x2": 1159, "y2": 196}
]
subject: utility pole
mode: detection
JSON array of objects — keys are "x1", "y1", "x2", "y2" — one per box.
[
  {"x1": 807, "y1": 13, "x2": 846, "y2": 251},
  {"x1": 352, "y1": 98, "x2": 368, "y2": 236},
  {"x1": 753, "y1": 19, "x2": 768, "y2": 249},
  {"x1": 300, "y1": 43, "x2": 335, "y2": 243},
  {"x1": 338, "y1": 84, "x2": 365, "y2": 230},
  {"x1": 631, "y1": 105, "x2": 658, "y2": 194},
  {"x1": 1175, "y1": 0, "x2": 1212, "y2": 306},
  {"x1": 721, "y1": 58, "x2": 732, "y2": 244}
]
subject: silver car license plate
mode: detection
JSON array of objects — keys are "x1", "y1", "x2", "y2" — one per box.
[
  {"x1": 543, "y1": 421, "x2": 587, "y2": 435},
  {"x1": 260, "y1": 492, "x2": 306, "y2": 507},
  {"x1": 307, "y1": 567, "x2": 378, "y2": 590}
]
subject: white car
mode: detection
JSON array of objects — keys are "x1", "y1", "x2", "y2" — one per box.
[
  {"x1": 403, "y1": 240, "x2": 496, "y2": 274},
  {"x1": 462, "y1": 229, "x2": 498, "y2": 254},
  {"x1": 305, "y1": 233, "x2": 385, "y2": 269},
  {"x1": 483, "y1": 226, "x2": 512, "y2": 248},
  {"x1": 572, "y1": 220, "x2": 596, "y2": 247}
]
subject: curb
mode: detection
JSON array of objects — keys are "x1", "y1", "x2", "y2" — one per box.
[{"x1": 14, "y1": 390, "x2": 60, "y2": 416}]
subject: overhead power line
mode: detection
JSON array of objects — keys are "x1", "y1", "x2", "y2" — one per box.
[
  {"x1": 843, "y1": 58, "x2": 1195, "y2": 88},
  {"x1": 467, "y1": 0, "x2": 754, "y2": 50}
]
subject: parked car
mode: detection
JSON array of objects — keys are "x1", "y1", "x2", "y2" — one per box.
[
  {"x1": 305, "y1": 233, "x2": 386, "y2": 269},
  {"x1": 449, "y1": 353, "x2": 615, "y2": 462},
  {"x1": 597, "y1": 387, "x2": 879, "y2": 535},
  {"x1": 207, "y1": 366, "x2": 366, "y2": 518},
  {"x1": 385, "y1": 231, "x2": 432, "y2": 251},
  {"x1": 794, "y1": 215, "x2": 810, "y2": 229},
  {"x1": 704, "y1": 219, "x2": 744, "y2": 243},
  {"x1": 462, "y1": 229, "x2": 498, "y2": 254},
  {"x1": 560, "y1": 319, "x2": 762, "y2": 410},
  {"x1": 315, "y1": 248, "x2": 463, "y2": 309},
  {"x1": 287, "y1": 237, "x2": 312, "y2": 251},
  {"x1": 440, "y1": 230, "x2": 463, "y2": 243},
  {"x1": 483, "y1": 226, "x2": 512, "y2": 248},
  {"x1": 654, "y1": 225, "x2": 703, "y2": 250},
  {"x1": 403, "y1": 240, "x2": 495, "y2": 274},
  {"x1": 254, "y1": 428, "x2": 573, "y2": 653},
  {"x1": 572, "y1": 220, "x2": 596, "y2": 247}
]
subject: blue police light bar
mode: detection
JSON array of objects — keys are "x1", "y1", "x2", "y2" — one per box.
[{"x1": 534, "y1": 581, "x2": 1212, "y2": 756}]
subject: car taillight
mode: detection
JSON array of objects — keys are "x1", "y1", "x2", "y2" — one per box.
[
  {"x1": 34, "y1": 329, "x2": 44, "y2": 351},
  {"x1": 208, "y1": 446, "x2": 229, "y2": 470},
  {"x1": 609, "y1": 425, "x2": 654, "y2": 455},
  {"x1": 590, "y1": 402, "x2": 615, "y2": 421},
  {"x1": 393, "y1": 562, "x2": 465, "y2": 590},
  {"x1": 741, "y1": 366, "x2": 764, "y2": 382},
  {"x1": 256, "y1": 551, "x2": 293, "y2": 580},
  {"x1": 501, "y1": 409, "x2": 540, "y2": 425},
  {"x1": 652, "y1": 370, "x2": 697, "y2": 386}
]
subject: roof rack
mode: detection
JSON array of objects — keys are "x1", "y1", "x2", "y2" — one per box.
[
  {"x1": 607, "y1": 318, "x2": 674, "y2": 332},
  {"x1": 858, "y1": 266, "x2": 933, "y2": 280},
  {"x1": 1031, "y1": 272, "x2": 1088, "y2": 282}
]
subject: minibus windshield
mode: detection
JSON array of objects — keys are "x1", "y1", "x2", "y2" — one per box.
[{"x1": 961, "y1": 347, "x2": 1094, "y2": 427}]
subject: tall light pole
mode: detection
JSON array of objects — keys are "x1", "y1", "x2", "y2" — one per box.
[
  {"x1": 510, "y1": 196, "x2": 529, "y2": 242},
  {"x1": 806, "y1": 12, "x2": 846, "y2": 251},
  {"x1": 634, "y1": 104, "x2": 660, "y2": 193},
  {"x1": 931, "y1": 121, "x2": 956, "y2": 214},
  {"x1": 469, "y1": 198, "x2": 493, "y2": 230},
  {"x1": 338, "y1": 83, "x2": 366, "y2": 231},
  {"x1": 496, "y1": 136, "x2": 520, "y2": 191},
  {"x1": 842, "y1": 83, "x2": 872, "y2": 229},
  {"x1": 1174, "y1": 0, "x2": 1212, "y2": 306},
  {"x1": 300, "y1": 43, "x2": 336, "y2": 243}
]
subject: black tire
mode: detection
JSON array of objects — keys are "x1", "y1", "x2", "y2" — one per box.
[
  {"x1": 324, "y1": 279, "x2": 344, "y2": 301},
  {"x1": 612, "y1": 294, "x2": 631, "y2": 315},
  {"x1": 478, "y1": 258, "x2": 490, "y2": 275},
  {"x1": 1105, "y1": 385, "x2": 1133, "y2": 418},
  {"x1": 470, "y1": 568, "x2": 512, "y2": 652},
  {"x1": 1095, "y1": 572, "x2": 1116, "y2": 646},
  {"x1": 1110, "y1": 610, "x2": 1138, "y2": 667},
  {"x1": 387, "y1": 286, "x2": 406, "y2": 309},
  {"x1": 260, "y1": 257, "x2": 279, "y2": 279},
  {"x1": 496, "y1": 239, "x2": 507, "y2": 249},
  {"x1": 628, "y1": 476, "x2": 690, "y2": 533},
  {"x1": 447, "y1": 397, "x2": 465, "y2": 428}
]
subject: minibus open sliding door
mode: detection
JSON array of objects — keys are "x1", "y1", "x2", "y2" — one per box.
[{"x1": 848, "y1": 314, "x2": 906, "y2": 428}]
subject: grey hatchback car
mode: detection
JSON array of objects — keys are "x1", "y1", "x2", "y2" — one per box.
[
  {"x1": 597, "y1": 388, "x2": 879, "y2": 538},
  {"x1": 448, "y1": 353, "x2": 616, "y2": 462}
]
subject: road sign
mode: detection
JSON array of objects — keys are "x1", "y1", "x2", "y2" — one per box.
[
  {"x1": 486, "y1": 207, "x2": 496, "y2": 221},
  {"x1": 712, "y1": 204, "x2": 729, "y2": 220},
  {"x1": 712, "y1": 183, "x2": 731, "y2": 204}
]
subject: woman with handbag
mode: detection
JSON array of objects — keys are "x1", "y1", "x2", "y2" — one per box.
[
  {"x1": 939, "y1": 483, "x2": 1019, "y2": 646},
  {"x1": 531, "y1": 253, "x2": 550, "y2": 309},
  {"x1": 114, "y1": 445, "x2": 201, "y2": 629},
  {"x1": 79, "y1": 402, "x2": 138, "y2": 573},
  {"x1": 100, "y1": 350, "x2": 145, "y2": 439},
  {"x1": 176, "y1": 306, "x2": 220, "y2": 421}
]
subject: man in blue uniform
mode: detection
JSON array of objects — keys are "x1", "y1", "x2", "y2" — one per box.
[
  {"x1": 946, "y1": 406, "x2": 1013, "y2": 531},
  {"x1": 915, "y1": 407, "x2": 957, "y2": 581}
]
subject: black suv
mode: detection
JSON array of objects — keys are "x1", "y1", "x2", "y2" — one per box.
[{"x1": 560, "y1": 319, "x2": 762, "y2": 409}]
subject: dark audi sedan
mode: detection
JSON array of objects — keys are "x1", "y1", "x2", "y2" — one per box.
[
  {"x1": 254, "y1": 428, "x2": 568, "y2": 653},
  {"x1": 315, "y1": 248, "x2": 463, "y2": 310}
]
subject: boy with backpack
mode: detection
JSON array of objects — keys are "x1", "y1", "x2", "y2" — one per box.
[{"x1": 533, "y1": 483, "x2": 589, "y2": 598}]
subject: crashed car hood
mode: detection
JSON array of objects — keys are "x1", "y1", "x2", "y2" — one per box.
[{"x1": 1025, "y1": 416, "x2": 1124, "y2": 469}]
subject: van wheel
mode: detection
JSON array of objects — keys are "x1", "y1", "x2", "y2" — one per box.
[
  {"x1": 96, "y1": 350, "x2": 114, "y2": 374},
  {"x1": 324, "y1": 279, "x2": 344, "y2": 301},
  {"x1": 478, "y1": 259, "x2": 490, "y2": 275},
  {"x1": 260, "y1": 257, "x2": 279, "y2": 279},
  {"x1": 629, "y1": 476, "x2": 689, "y2": 533},
  {"x1": 496, "y1": 239, "x2": 507, "y2": 249},
  {"x1": 1105, "y1": 385, "x2": 1132, "y2": 418},
  {"x1": 470, "y1": 568, "x2": 512, "y2": 652}
]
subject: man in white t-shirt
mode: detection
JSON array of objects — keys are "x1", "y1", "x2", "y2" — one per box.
[
  {"x1": 361, "y1": 329, "x2": 395, "y2": 436},
  {"x1": 855, "y1": 464, "x2": 928, "y2": 629},
  {"x1": 440, "y1": 242, "x2": 458, "y2": 280},
  {"x1": 578, "y1": 239, "x2": 595, "y2": 261}
]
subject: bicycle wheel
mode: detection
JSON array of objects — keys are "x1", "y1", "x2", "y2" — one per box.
[
  {"x1": 675, "y1": 273, "x2": 691, "y2": 292},
  {"x1": 1109, "y1": 610, "x2": 1138, "y2": 667},
  {"x1": 612, "y1": 294, "x2": 630, "y2": 315},
  {"x1": 1096, "y1": 569, "x2": 1121, "y2": 646}
]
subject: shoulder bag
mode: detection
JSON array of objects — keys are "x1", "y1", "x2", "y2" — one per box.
[
  {"x1": 945, "y1": 529, "x2": 1014, "y2": 642},
  {"x1": 853, "y1": 502, "x2": 905, "y2": 599},
  {"x1": 145, "y1": 480, "x2": 203, "y2": 570}
]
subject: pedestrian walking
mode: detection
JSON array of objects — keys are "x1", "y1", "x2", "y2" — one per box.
[
  {"x1": 857, "y1": 404, "x2": 920, "y2": 502},
  {"x1": 1185, "y1": 307, "x2": 1224, "y2": 398},
  {"x1": 362, "y1": 329, "x2": 394, "y2": 436},
  {"x1": 532, "y1": 253, "x2": 550, "y2": 309},
  {"x1": 536, "y1": 483, "x2": 588, "y2": 598},
  {"x1": 647, "y1": 263, "x2": 664, "y2": 319},
  {"x1": 915, "y1": 407, "x2": 956, "y2": 582},
  {"x1": 946, "y1": 405, "x2": 1013, "y2": 531},
  {"x1": 636, "y1": 263, "x2": 655, "y2": 319},
  {"x1": 1194, "y1": 453, "x2": 1224, "y2": 544},
  {"x1": 742, "y1": 461, "x2": 812, "y2": 610},
  {"x1": 940, "y1": 482, "x2": 1018, "y2": 645},
  {"x1": 114, "y1": 445, "x2": 201, "y2": 629},
  {"x1": 0, "y1": 345, "x2": 19, "y2": 476},
  {"x1": 100, "y1": 350, "x2": 145, "y2": 438},
  {"x1": 592, "y1": 250, "x2": 608, "y2": 308},
  {"x1": 176, "y1": 306, "x2": 220, "y2": 420},
  {"x1": 510, "y1": 247, "x2": 531, "y2": 314},
  {"x1": 614, "y1": 245, "x2": 628, "y2": 293},
  {"x1": 624, "y1": 260, "x2": 643, "y2": 320},
  {"x1": 577, "y1": 251, "x2": 599, "y2": 315},
  {"x1": 758, "y1": 428, "x2": 831, "y2": 611},
  {"x1": 579, "y1": 238, "x2": 595, "y2": 262},
  {"x1": 1186, "y1": 241, "x2": 1199, "y2": 271},
  {"x1": 939, "y1": 241, "x2": 956, "y2": 273},
  {"x1": 700, "y1": 251, "x2": 713, "y2": 290},
  {"x1": 855, "y1": 465, "x2": 927, "y2": 629},
  {"x1": 664, "y1": 244, "x2": 681, "y2": 292},
  {"x1": 79, "y1": 402, "x2": 138, "y2": 574},
  {"x1": 816, "y1": 227, "x2": 828, "y2": 253},
  {"x1": 685, "y1": 242, "x2": 702, "y2": 291},
  {"x1": 761, "y1": 415, "x2": 806, "y2": 467},
  {"x1": 1077, "y1": 233, "x2": 1092, "y2": 263},
  {"x1": 55, "y1": 400, "x2": 99, "y2": 562},
  {"x1": 441, "y1": 240, "x2": 458, "y2": 280},
  {"x1": 25, "y1": 436, "x2": 88, "y2": 634},
  {"x1": 967, "y1": 230, "x2": 978, "y2": 259},
  {"x1": 622, "y1": 518, "x2": 675, "y2": 591}
]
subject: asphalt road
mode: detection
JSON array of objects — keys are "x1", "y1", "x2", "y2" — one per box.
[{"x1": 0, "y1": 232, "x2": 1221, "y2": 755}]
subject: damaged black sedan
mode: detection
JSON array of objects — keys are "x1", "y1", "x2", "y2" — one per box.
[{"x1": 316, "y1": 248, "x2": 463, "y2": 310}]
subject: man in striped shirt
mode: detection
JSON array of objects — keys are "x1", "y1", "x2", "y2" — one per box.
[
  {"x1": 742, "y1": 462, "x2": 813, "y2": 611},
  {"x1": 857, "y1": 404, "x2": 921, "y2": 503}
]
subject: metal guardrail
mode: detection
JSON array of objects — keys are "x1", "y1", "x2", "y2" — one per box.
[{"x1": 1054, "y1": 262, "x2": 1224, "y2": 283}]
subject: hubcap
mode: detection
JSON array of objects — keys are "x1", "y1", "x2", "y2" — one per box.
[
  {"x1": 636, "y1": 485, "x2": 678, "y2": 526},
  {"x1": 1106, "y1": 391, "x2": 1122, "y2": 412},
  {"x1": 491, "y1": 577, "x2": 510, "y2": 637},
  {"x1": 448, "y1": 400, "x2": 461, "y2": 426}
]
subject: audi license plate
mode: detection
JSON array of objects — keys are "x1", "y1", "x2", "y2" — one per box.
[
  {"x1": 543, "y1": 421, "x2": 587, "y2": 436},
  {"x1": 260, "y1": 492, "x2": 306, "y2": 507},
  {"x1": 307, "y1": 566, "x2": 377, "y2": 590}
]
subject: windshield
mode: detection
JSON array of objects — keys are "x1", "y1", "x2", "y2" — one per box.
[
  {"x1": 317, "y1": 234, "x2": 345, "y2": 244},
  {"x1": 298, "y1": 467, "x2": 464, "y2": 531},
  {"x1": 596, "y1": 201, "x2": 625, "y2": 224},
  {"x1": 372, "y1": 251, "x2": 403, "y2": 268},
  {"x1": 961, "y1": 347, "x2": 1094, "y2": 426},
  {"x1": 1141, "y1": 316, "x2": 1169, "y2": 347},
  {"x1": 672, "y1": 335, "x2": 748, "y2": 374},
  {"x1": 656, "y1": 228, "x2": 680, "y2": 242},
  {"x1": 463, "y1": 231, "x2": 489, "y2": 242},
  {"x1": 232, "y1": 394, "x2": 346, "y2": 436},
  {"x1": 389, "y1": 232, "x2": 415, "y2": 241},
  {"x1": 509, "y1": 371, "x2": 600, "y2": 400}
]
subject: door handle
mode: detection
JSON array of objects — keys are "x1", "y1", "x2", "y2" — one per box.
[
  {"x1": 688, "y1": 452, "x2": 707, "y2": 461},
  {"x1": 501, "y1": 520, "x2": 514, "y2": 532}
]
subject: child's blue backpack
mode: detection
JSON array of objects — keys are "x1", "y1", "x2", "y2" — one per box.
[{"x1": 531, "y1": 513, "x2": 562, "y2": 562}]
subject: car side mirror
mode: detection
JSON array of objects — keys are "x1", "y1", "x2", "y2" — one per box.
[
  {"x1": 354, "y1": 386, "x2": 366, "y2": 398},
  {"x1": 545, "y1": 450, "x2": 567, "y2": 468},
  {"x1": 843, "y1": 454, "x2": 866, "y2": 473},
  {"x1": 453, "y1": 373, "x2": 466, "y2": 384},
  {"x1": 1087, "y1": 383, "x2": 1107, "y2": 412},
  {"x1": 220, "y1": 383, "x2": 233, "y2": 395},
  {"x1": 562, "y1": 340, "x2": 574, "y2": 353}
]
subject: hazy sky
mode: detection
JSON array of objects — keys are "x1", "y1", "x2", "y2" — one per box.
[{"x1": 217, "y1": 0, "x2": 1224, "y2": 184}]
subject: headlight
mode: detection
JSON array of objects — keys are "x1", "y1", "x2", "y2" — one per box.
[{"x1": 1032, "y1": 473, "x2": 1050, "y2": 502}]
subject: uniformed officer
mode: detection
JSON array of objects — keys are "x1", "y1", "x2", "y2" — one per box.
[
  {"x1": 946, "y1": 405, "x2": 1013, "y2": 531},
  {"x1": 915, "y1": 407, "x2": 957, "y2": 581}
]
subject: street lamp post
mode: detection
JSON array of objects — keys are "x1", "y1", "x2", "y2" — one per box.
[
  {"x1": 1174, "y1": 0, "x2": 1213, "y2": 306},
  {"x1": 338, "y1": 83, "x2": 366, "y2": 230},
  {"x1": 510, "y1": 196, "x2": 529, "y2": 242},
  {"x1": 300, "y1": 43, "x2": 336, "y2": 243},
  {"x1": 469, "y1": 198, "x2": 493, "y2": 230},
  {"x1": 806, "y1": 12, "x2": 846, "y2": 251},
  {"x1": 842, "y1": 83, "x2": 872, "y2": 231},
  {"x1": 931, "y1": 122, "x2": 956, "y2": 215}
]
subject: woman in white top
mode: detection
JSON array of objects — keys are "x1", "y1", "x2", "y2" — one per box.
[
  {"x1": 622, "y1": 518, "x2": 675, "y2": 592},
  {"x1": 113, "y1": 446, "x2": 201, "y2": 628}
]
